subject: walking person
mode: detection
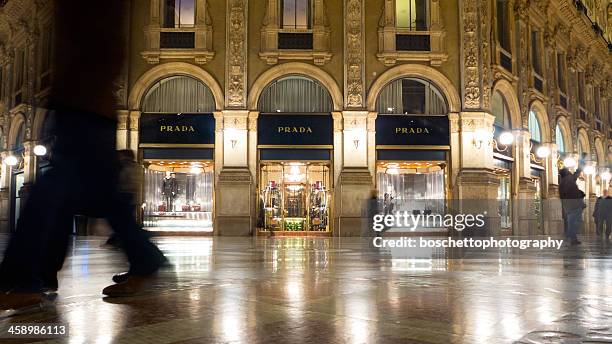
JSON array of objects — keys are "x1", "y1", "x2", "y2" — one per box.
[
  {"x1": 593, "y1": 189, "x2": 607, "y2": 237},
  {"x1": 559, "y1": 167, "x2": 585, "y2": 246},
  {"x1": 0, "y1": 0, "x2": 167, "y2": 311},
  {"x1": 599, "y1": 191, "x2": 612, "y2": 241},
  {"x1": 106, "y1": 150, "x2": 145, "y2": 247}
]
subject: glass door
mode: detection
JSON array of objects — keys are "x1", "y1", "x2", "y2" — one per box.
[
  {"x1": 259, "y1": 162, "x2": 331, "y2": 232},
  {"x1": 376, "y1": 161, "x2": 446, "y2": 231}
]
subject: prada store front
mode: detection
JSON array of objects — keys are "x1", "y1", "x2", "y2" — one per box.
[
  {"x1": 139, "y1": 113, "x2": 215, "y2": 233},
  {"x1": 374, "y1": 78, "x2": 450, "y2": 233},
  {"x1": 257, "y1": 114, "x2": 333, "y2": 233}
]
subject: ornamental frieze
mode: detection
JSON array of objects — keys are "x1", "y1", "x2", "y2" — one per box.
[
  {"x1": 345, "y1": 0, "x2": 364, "y2": 109},
  {"x1": 226, "y1": 0, "x2": 247, "y2": 108}
]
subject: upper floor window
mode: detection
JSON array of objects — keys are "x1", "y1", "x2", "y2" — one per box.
[
  {"x1": 578, "y1": 71, "x2": 585, "y2": 107},
  {"x1": 396, "y1": 0, "x2": 428, "y2": 31},
  {"x1": 557, "y1": 52, "x2": 566, "y2": 93},
  {"x1": 492, "y1": 91, "x2": 511, "y2": 129},
  {"x1": 163, "y1": 0, "x2": 195, "y2": 28},
  {"x1": 555, "y1": 124, "x2": 565, "y2": 154},
  {"x1": 528, "y1": 110, "x2": 542, "y2": 143},
  {"x1": 282, "y1": 0, "x2": 311, "y2": 30},
  {"x1": 14, "y1": 49, "x2": 25, "y2": 91},
  {"x1": 594, "y1": 87, "x2": 601, "y2": 118},
  {"x1": 39, "y1": 24, "x2": 53, "y2": 91},
  {"x1": 496, "y1": 0, "x2": 511, "y2": 53},
  {"x1": 531, "y1": 30, "x2": 542, "y2": 75}
]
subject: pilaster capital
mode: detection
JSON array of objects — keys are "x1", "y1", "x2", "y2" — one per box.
[
  {"x1": 222, "y1": 110, "x2": 249, "y2": 130},
  {"x1": 128, "y1": 111, "x2": 141, "y2": 131}
]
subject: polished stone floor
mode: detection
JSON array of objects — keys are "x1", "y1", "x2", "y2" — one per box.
[{"x1": 0, "y1": 235, "x2": 611, "y2": 344}]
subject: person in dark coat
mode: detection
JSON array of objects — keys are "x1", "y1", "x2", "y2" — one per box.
[
  {"x1": 0, "y1": 0, "x2": 167, "y2": 311},
  {"x1": 597, "y1": 190, "x2": 612, "y2": 241},
  {"x1": 593, "y1": 189, "x2": 607, "y2": 236},
  {"x1": 559, "y1": 167, "x2": 585, "y2": 245}
]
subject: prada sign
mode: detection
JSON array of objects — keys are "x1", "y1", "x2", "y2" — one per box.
[
  {"x1": 139, "y1": 113, "x2": 215, "y2": 145},
  {"x1": 376, "y1": 115, "x2": 449, "y2": 146},
  {"x1": 258, "y1": 113, "x2": 333, "y2": 146}
]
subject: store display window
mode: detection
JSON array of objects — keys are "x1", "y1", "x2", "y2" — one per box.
[
  {"x1": 259, "y1": 162, "x2": 331, "y2": 232},
  {"x1": 376, "y1": 161, "x2": 446, "y2": 230},
  {"x1": 143, "y1": 161, "x2": 213, "y2": 232}
]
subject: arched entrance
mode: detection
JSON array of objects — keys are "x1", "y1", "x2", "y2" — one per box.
[
  {"x1": 256, "y1": 75, "x2": 334, "y2": 233},
  {"x1": 138, "y1": 75, "x2": 217, "y2": 233},
  {"x1": 373, "y1": 77, "x2": 450, "y2": 233}
]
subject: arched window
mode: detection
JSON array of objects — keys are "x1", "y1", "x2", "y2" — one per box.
[
  {"x1": 578, "y1": 138, "x2": 586, "y2": 157},
  {"x1": 258, "y1": 76, "x2": 333, "y2": 113},
  {"x1": 396, "y1": 0, "x2": 428, "y2": 31},
  {"x1": 376, "y1": 78, "x2": 447, "y2": 116},
  {"x1": 528, "y1": 110, "x2": 541, "y2": 143},
  {"x1": 555, "y1": 124, "x2": 565, "y2": 154},
  {"x1": 142, "y1": 76, "x2": 215, "y2": 113},
  {"x1": 12, "y1": 122, "x2": 25, "y2": 151},
  {"x1": 492, "y1": 91, "x2": 511, "y2": 129}
]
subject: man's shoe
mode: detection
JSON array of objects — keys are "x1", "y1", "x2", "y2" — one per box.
[
  {"x1": 0, "y1": 291, "x2": 43, "y2": 311},
  {"x1": 102, "y1": 276, "x2": 152, "y2": 297},
  {"x1": 112, "y1": 272, "x2": 130, "y2": 284}
]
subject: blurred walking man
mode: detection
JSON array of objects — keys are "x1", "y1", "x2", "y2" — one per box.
[{"x1": 0, "y1": 0, "x2": 167, "y2": 310}]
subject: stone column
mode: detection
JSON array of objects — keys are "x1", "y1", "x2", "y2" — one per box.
[
  {"x1": 334, "y1": 111, "x2": 373, "y2": 237},
  {"x1": 128, "y1": 111, "x2": 141, "y2": 157},
  {"x1": 455, "y1": 112, "x2": 501, "y2": 236},
  {"x1": 214, "y1": 0, "x2": 252, "y2": 236},
  {"x1": 215, "y1": 111, "x2": 252, "y2": 236},
  {"x1": 544, "y1": 142, "x2": 562, "y2": 235},
  {"x1": 336, "y1": 0, "x2": 371, "y2": 237},
  {"x1": 116, "y1": 110, "x2": 129, "y2": 150},
  {"x1": 514, "y1": 130, "x2": 538, "y2": 236},
  {"x1": 0, "y1": 152, "x2": 11, "y2": 232}
]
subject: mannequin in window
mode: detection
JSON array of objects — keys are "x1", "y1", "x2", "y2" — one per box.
[{"x1": 162, "y1": 172, "x2": 178, "y2": 212}]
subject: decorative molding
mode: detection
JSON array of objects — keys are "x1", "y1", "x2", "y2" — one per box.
[
  {"x1": 226, "y1": 0, "x2": 247, "y2": 108},
  {"x1": 345, "y1": 0, "x2": 364, "y2": 109},
  {"x1": 259, "y1": 0, "x2": 331, "y2": 65},
  {"x1": 141, "y1": 0, "x2": 214, "y2": 65},
  {"x1": 376, "y1": 0, "x2": 447, "y2": 66},
  {"x1": 461, "y1": 0, "x2": 481, "y2": 109}
]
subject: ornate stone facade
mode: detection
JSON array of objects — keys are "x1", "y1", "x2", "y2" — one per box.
[{"x1": 0, "y1": 0, "x2": 609, "y2": 235}]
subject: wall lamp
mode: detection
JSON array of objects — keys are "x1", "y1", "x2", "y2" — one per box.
[
  {"x1": 4, "y1": 155, "x2": 18, "y2": 166},
  {"x1": 583, "y1": 164, "x2": 596, "y2": 176},
  {"x1": 33, "y1": 145, "x2": 47, "y2": 156},
  {"x1": 492, "y1": 131, "x2": 514, "y2": 152},
  {"x1": 3, "y1": 144, "x2": 48, "y2": 167},
  {"x1": 529, "y1": 142, "x2": 550, "y2": 164}
]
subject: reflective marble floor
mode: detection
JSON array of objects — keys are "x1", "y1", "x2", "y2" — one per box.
[{"x1": 0, "y1": 235, "x2": 611, "y2": 344}]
